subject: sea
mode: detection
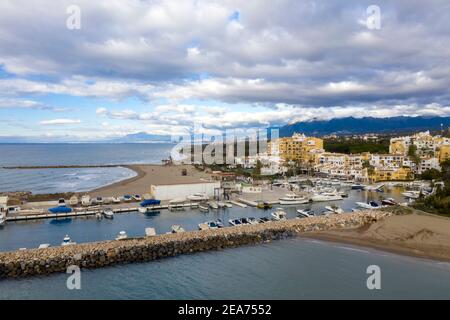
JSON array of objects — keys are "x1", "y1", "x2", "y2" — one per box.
[{"x1": 0, "y1": 143, "x2": 450, "y2": 299}]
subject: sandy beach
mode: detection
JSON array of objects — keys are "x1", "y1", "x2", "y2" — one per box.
[
  {"x1": 89, "y1": 164, "x2": 212, "y2": 197},
  {"x1": 303, "y1": 210, "x2": 450, "y2": 262}
]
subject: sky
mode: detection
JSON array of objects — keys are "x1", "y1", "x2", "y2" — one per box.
[{"x1": 1, "y1": 0, "x2": 450, "y2": 141}]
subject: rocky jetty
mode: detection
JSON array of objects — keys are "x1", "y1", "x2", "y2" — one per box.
[{"x1": 0, "y1": 211, "x2": 391, "y2": 279}]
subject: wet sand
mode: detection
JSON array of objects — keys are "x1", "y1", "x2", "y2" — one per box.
[
  {"x1": 303, "y1": 210, "x2": 450, "y2": 262},
  {"x1": 89, "y1": 164, "x2": 212, "y2": 197}
]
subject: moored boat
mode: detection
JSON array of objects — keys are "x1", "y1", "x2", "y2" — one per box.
[
  {"x1": 187, "y1": 193, "x2": 209, "y2": 201},
  {"x1": 381, "y1": 198, "x2": 398, "y2": 206},
  {"x1": 257, "y1": 201, "x2": 273, "y2": 210},
  {"x1": 199, "y1": 203, "x2": 209, "y2": 212},
  {"x1": 311, "y1": 192, "x2": 343, "y2": 202},
  {"x1": 171, "y1": 225, "x2": 186, "y2": 233},
  {"x1": 61, "y1": 235, "x2": 76, "y2": 246},
  {"x1": 228, "y1": 218, "x2": 243, "y2": 226},
  {"x1": 81, "y1": 195, "x2": 91, "y2": 206},
  {"x1": 355, "y1": 201, "x2": 381, "y2": 209},
  {"x1": 271, "y1": 208, "x2": 287, "y2": 221},
  {"x1": 324, "y1": 205, "x2": 344, "y2": 214},
  {"x1": 0, "y1": 212, "x2": 6, "y2": 226},
  {"x1": 297, "y1": 209, "x2": 314, "y2": 218},
  {"x1": 140, "y1": 199, "x2": 161, "y2": 207},
  {"x1": 48, "y1": 206, "x2": 73, "y2": 214},
  {"x1": 102, "y1": 208, "x2": 114, "y2": 219},
  {"x1": 279, "y1": 193, "x2": 309, "y2": 205},
  {"x1": 115, "y1": 231, "x2": 128, "y2": 240}
]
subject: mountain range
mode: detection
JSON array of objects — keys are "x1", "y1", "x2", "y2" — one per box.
[{"x1": 276, "y1": 116, "x2": 450, "y2": 137}]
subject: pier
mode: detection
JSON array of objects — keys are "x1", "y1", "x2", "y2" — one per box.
[{"x1": 0, "y1": 210, "x2": 391, "y2": 279}]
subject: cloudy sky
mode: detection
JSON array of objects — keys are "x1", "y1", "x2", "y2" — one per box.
[{"x1": 1, "y1": 0, "x2": 450, "y2": 141}]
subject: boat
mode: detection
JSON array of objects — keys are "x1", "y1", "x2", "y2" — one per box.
[
  {"x1": 145, "y1": 228, "x2": 157, "y2": 237},
  {"x1": 208, "y1": 201, "x2": 219, "y2": 209},
  {"x1": 247, "y1": 217, "x2": 259, "y2": 225},
  {"x1": 381, "y1": 198, "x2": 398, "y2": 206},
  {"x1": 169, "y1": 198, "x2": 186, "y2": 205},
  {"x1": 297, "y1": 209, "x2": 314, "y2": 218},
  {"x1": 112, "y1": 196, "x2": 121, "y2": 204},
  {"x1": 81, "y1": 195, "x2": 91, "y2": 206},
  {"x1": 58, "y1": 198, "x2": 66, "y2": 207},
  {"x1": 123, "y1": 195, "x2": 132, "y2": 202},
  {"x1": 229, "y1": 218, "x2": 243, "y2": 226},
  {"x1": 257, "y1": 202, "x2": 273, "y2": 210},
  {"x1": 279, "y1": 193, "x2": 309, "y2": 205},
  {"x1": 351, "y1": 184, "x2": 366, "y2": 190},
  {"x1": 271, "y1": 208, "x2": 287, "y2": 221},
  {"x1": 402, "y1": 191, "x2": 420, "y2": 199},
  {"x1": 69, "y1": 196, "x2": 78, "y2": 206},
  {"x1": 38, "y1": 244, "x2": 50, "y2": 249},
  {"x1": 240, "y1": 218, "x2": 251, "y2": 225},
  {"x1": 217, "y1": 201, "x2": 227, "y2": 208},
  {"x1": 0, "y1": 212, "x2": 6, "y2": 226},
  {"x1": 95, "y1": 212, "x2": 102, "y2": 220},
  {"x1": 61, "y1": 235, "x2": 76, "y2": 246},
  {"x1": 140, "y1": 199, "x2": 161, "y2": 207},
  {"x1": 324, "y1": 205, "x2": 344, "y2": 214},
  {"x1": 171, "y1": 225, "x2": 186, "y2": 233},
  {"x1": 102, "y1": 208, "x2": 114, "y2": 219},
  {"x1": 115, "y1": 231, "x2": 128, "y2": 240},
  {"x1": 311, "y1": 192, "x2": 343, "y2": 202},
  {"x1": 198, "y1": 203, "x2": 209, "y2": 212},
  {"x1": 48, "y1": 206, "x2": 73, "y2": 214},
  {"x1": 133, "y1": 194, "x2": 142, "y2": 201},
  {"x1": 138, "y1": 207, "x2": 148, "y2": 214},
  {"x1": 199, "y1": 220, "x2": 224, "y2": 230},
  {"x1": 187, "y1": 193, "x2": 209, "y2": 201},
  {"x1": 225, "y1": 202, "x2": 233, "y2": 208},
  {"x1": 258, "y1": 217, "x2": 271, "y2": 223},
  {"x1": 355, "y1": 201, "x2": 381, "y2": 209}
]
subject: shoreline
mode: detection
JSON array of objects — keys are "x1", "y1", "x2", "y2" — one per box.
[{"x1": 302, "y1": 210, "x2": 450, "y2": 263}]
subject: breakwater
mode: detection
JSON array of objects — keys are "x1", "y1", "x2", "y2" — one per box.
[{"x1": 0, "y1": 211, "x2": 391, "y2": 279}]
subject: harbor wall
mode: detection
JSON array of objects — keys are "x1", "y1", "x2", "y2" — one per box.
[{"x1": 0, "y1": 211, "x2": 391, "y2": 279}]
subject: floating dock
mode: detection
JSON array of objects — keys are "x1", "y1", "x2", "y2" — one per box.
[
  {"x1": 230, "y1": 200, "x2": 248, "y2": 208},
  {"x1": 237, "y1": 198, "x2": 258, "y2": 207}
]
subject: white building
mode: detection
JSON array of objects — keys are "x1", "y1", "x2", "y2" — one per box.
[
  {"x1": 417, "y1": 157, "x2": 441, "y2": 174},
  {"x1": 150, "y1": 181, "x2": 221, "y2": 201}
]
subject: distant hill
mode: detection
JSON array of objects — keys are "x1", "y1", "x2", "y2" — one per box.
[
  {"x1": 108, "y1": 132, "x2": 172, "y2": 143},
  {"x1": 275, "y1": 116, "x2": 450, "y2": 137}
]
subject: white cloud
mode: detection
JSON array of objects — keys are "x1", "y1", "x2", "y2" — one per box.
[{"x1": 40, "y1": 119, "x2": 81, "y2": 125}]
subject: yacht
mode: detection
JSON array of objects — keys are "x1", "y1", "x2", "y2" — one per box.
[
  {"x1": 198, "y1": 203, "x2": 209, "y2": 212},
  {"x1": 123, "y1": 195, "x2": 132, "y2": 202},
  {"x1": 102, "y1": 208, "x2": 114, "y2": 219},
  {"x1": 58, "y1": 198, "x2": 66, "y2": 207},
  {"x1": 112, "y1": 196, "x2": 121, "y2": 204},
  {"x1": 38, "y1": 244, "x2": 51, "y2": 249},
  {"x1": 297, "y1": 209, "x2": 314, "y2": 218},
  {"x1": 247, "y1": 217, "x2": 259, "y2": 225},
  {"x1": 94, "y1": 197, "x2": 103, "y2": 205},
  {"x1": 61, "y1": 235, "x2": 76, "y2": 246},
  {"x1": 199, "y1": 220, "x2": 224, "y2": 230},
  {"x1": 140, "y1": 199, "x2": 161, "y2": 207},
  {"x1": 355, "y1": 201, "x2": 381, "y2": 209},
  {"x1": 381, "y1": 198, "x2": 398, "y2": 206},
  {"x1": 133, "y1": 194, "x2": 142, "y2": 201},
  {"x1": 225, "y1": 202, "x2": 233, "y2": 208},
  {"x1": 258, "y1": 217, "x2": 271, "y2": 223},
  {"x1": 402, "y1": 191, "x2": 420, "y2": 199},
  {"x1": 217, "y1": 201, "x2": 227, "y2": 208},
  {"x1": 69, "y1": 196, "x2": 78, "y2": 206},
  {"x1": 171, "y1": 225, "x2": 186, "y2": 233},
  {"x1": 0, "y1": 212, "x2": 6, "y2": 226},
  {"x1": 351, "y1": 184, "x2": 366, "y2": 190},
  {"x1": 271, "y1": 208, "x2": 287, "y2": 221},
  {"x1": 81, "y1": 195, "x2": 91, "y2": 206},
  {"x1": 279, "y1": 194, "x2": 309, "y2": 205},
  {"x1": 324, "y1": 205, "x2": 344, "y2": 214},
  {"x1": 187, "y1": 193, "x2": 209, "y2": 201},
  {"x1": 208, "y1": 201, "x2": 219, "y2": 210},
  {"x1": 115, "y1": 231, "x2": 128, "y2": 240},
  {"x1": 311, "y1": 192, "x2": 343, "y2": 202},
  {"x1": 229, "y1": 218, "x2": 243, "y2": 226}
]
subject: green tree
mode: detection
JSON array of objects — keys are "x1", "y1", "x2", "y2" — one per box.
[{"x1": 408, "y1": 144, "x2": 420, "y2": 166}]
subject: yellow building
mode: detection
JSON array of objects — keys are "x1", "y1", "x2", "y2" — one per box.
[
  {"x1": 439, "y1": 145, "x2": 450, "y2": 163},
  {"x1": 389, "y1": 140, "x2": 407, "y2": 155},
  {"x1": 268, "y1": 133, "x2": 323, "y2": 163},
  {"x1": 370, "y1": 167, "x2": 413, "y2": 182}
]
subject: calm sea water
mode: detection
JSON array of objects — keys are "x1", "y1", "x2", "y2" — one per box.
[
  {"x1": 0, "y1": 143, "x2": 173, "y2": 193},
  {"x1": 1, "y1": 143, "x2": 449, "y2": 299},
  {"x1": 1, "y1": 238, "x2": 450, "y2": 299}
]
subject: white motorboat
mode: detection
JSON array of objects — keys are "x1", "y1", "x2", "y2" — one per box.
[
  {"x1": 311, "y1": 192, "x2": 343, "y2": 202},
  {"x1": 133, "y1": 194, "x2": 142, "y2": 201},
  {"x1": 171, "y1": 225, "x2": 186, "y2": 233},
  {"x1": 198, "y1": 203, "x2": 209, "y2": 212},
  {"x1": 271, "y1": 208, "x2": 287, "y2": 221},
  {"x1": 187, "y1": 193, "x2": 209, "y2": 201},
  {"x1": 279, "y1": 193, "x2": 309, "y2": 205},
  {"x1": 297, "y1": 209, "x2": 314, "y2": 218},
  {"x1": 116, "y1": 231, "x2": 128, "y2": 240},
  {"x1": 102, "y1": 208, "x2": 114, "y2": 219},
  {"x1": 228, "y1": 218, "x2": 243, "y2": 226},
  {"x1": 112, "y1": 196, "x2": 121, "y2": 204},
  {"x1": 208, "y1": 201, "x2": 219, "y2": 209},
  {"x1": 169, "y1": 198, "x2": 186, "y2": 205},
  {"x1": 138, "y1": 207, "x2": 148, "y2": 214},
  {"x1": 199, "y1": 220, "x2": 224, "y2": 230},
  {"x1": 81, "y1": 195, "x2": 91, "y2": 206},
  {"x1": 355, "y1": 201, "x2": 381, "y2": 209},
  {"x1": 247, "y1": 217, "x2": 259, "y2": 225},
  {"x1": 402, "y1": 191, "x2": 420, "y2": 199},
  {"x1": 324, "y1": 205, "x2": 344, "y2": 214},
  {"x1": 58, "y1": 198, "x2": 66, "y2": 207},
  {"x1": 61, "y1": 235, "x2": 76, "y2": 246},
  {"x1": 225, "y1": 202, "x2": 233, "y2": 208},
  {"x1": 145, "y1": 228, "x2": 157, "y2": 237},
  {"x1": 0, "y1": 212, "x2": 6, "y2": 226},
  {"x1": 69, "y1": 196, "x2": 78, "y2": 206},
  {"x1": 217, "y1": 201, "x2": 227, "y2": 208},
  {"x1": 38, "y1": 244, "x2": 50, "y2": 249}
]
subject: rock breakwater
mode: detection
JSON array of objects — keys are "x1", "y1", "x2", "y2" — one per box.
[{"x1": 0, "y1": 211, "x2": 391, "y2": 279}]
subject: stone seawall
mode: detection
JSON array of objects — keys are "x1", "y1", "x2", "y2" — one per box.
[{"x1": 0, "y1": 211, "x2": 391, "y2": 279}]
